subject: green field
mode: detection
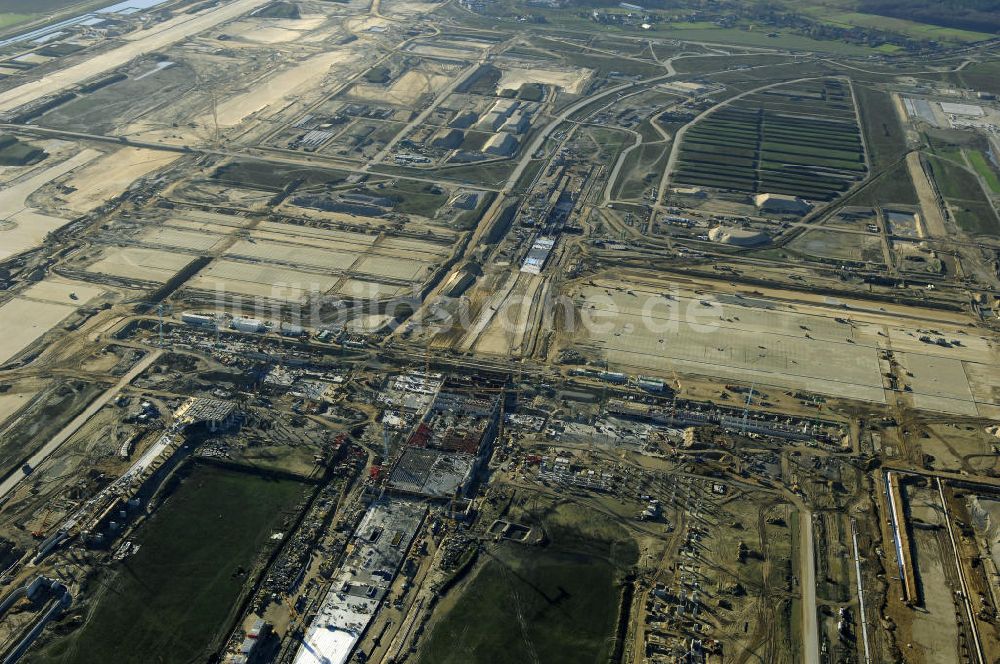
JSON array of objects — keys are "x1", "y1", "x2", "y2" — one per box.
[
  {"x1": 252, "y1": 0, "x2": 300, "y2": 18},
  {"x1": 518, "y1": 82, "x2": 546, "y2": 101},
  {"x1": 452, "y1": 0, "x2": 886, "y2": 56},
  {"x1": 371, "y1": 178, "x2": 451, "y2": 216},
  {"x1": 445, "y1": 0, "x2": 995, "y2": 58},
  {"x1": 927, "y1": 155, "x2": 1000, "y2": 236},
  {"x1": 583, "y1": 126, "x2": 630, "y2": 168},
  {"x1": 673, "y1": 79, "x2": 866, "y2": 200},
  {"x1": 364, "y1": 65, "x2": 391, "y2": 84},
  {"x1": 0, "y1": 133, "x2": 46, "y2": 165},
  {"x1": 930, "y1": 156, "x2": 989, "y2": 201},
  {"x1": 799, "y1": 7, "x2": 995, "y2": 41},
  {"x1": 855, "y1": 86, "x2": 908, "y2": 168},
  {"x1": 0, "y1": 381, "x2": 102, "y2": 485},
  {"x1": 417, "y1": 498, "x2": 638, "y2": 664},
  {"x1": 425, "y1": 159, "x2": 516, "y2": 187},
  {"x1": 0, "y1": 12, "x2": 33, "y2": 31},
  {"x1": 624, "y1": 23, "x2": 880, "y2": 55},
  {"x1": 966, "y1": 149, "x2": 1000, "y2": 194},
  {"x1": 213, "y1": 159, "x2": 348, "y2": 192},
  {"x1": 554, "y1": 49, "x2": 665, "y2": 78},
  {"x1": 929, "y1": 141, "x2": 965, "y2": 165},
  {"x1": 850, "y1": 160, "x2": 917, "y2": 207},
  {"x1": 34, "y1": 463, "x2": 310, "y2": 664},
  {"x1": 847, "y1": 83, "x2": 918, "y2": 206},
  {"x1": 0, "y1": 0, "x2": 164, "y2": 38},
  {"x1": 954, "y1": 62, "x2": 1000, "y2": 97},
  {"x1": 952, "y1": 204, "x2": 1000, "y2": 236},
  {"x1": 615, "y1": 141, "x2": 670, "y2": 200},
  {"x1": 673, "y1": 53, "x2": 806, "y2": 76}
]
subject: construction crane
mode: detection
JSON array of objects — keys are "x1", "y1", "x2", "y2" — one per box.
[
  {"x1": 156, "y1": 302, "x2": 171, "y2": 347},
  {"x1": 670, "y1": 367, "x2": 682, "y2": 391},
  {"x1": 284, "y1": 593, "x2": 299, "y2": 622},
  {"x1": 31, "y1": 506, "x2": 55, "y2": 539},
  {"x1": 207, "y1": 79, "x2": 221, "y2": 147},
  {"x1": 740, "y1": 382, "x2": 755, "y2": 434}
]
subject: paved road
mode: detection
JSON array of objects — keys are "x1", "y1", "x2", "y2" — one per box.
[
  {"x1": 463, "y1": 65, "x2": 680, "y2": 246},
  {"x1": 800, "y1": 509, "x2": 820, "y2": 664},
  {"x1": 0, "y1": 349, "x2": 162, "y2": 502},
  {"x1": 0, "y1": 123, "x2": 506, "y2": 192},
  {"x1": 504, "y1": 65, "x2": 677, "y2": 193},
  {"x1": 459, "y1": 65, "x2": 681, "y2": 257}
]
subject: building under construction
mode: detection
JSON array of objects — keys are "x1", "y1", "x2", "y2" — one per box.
[{"x1": 387, "y1": 388, "x2": 501, "y2": 500}]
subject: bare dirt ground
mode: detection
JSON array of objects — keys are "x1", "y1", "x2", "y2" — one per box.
[
  {"x1": 472, "y1": 272, "x2": 546, "y2": 356},
  {"x1": 352, "y1": 70, "x2": 454, "y2": 106},
  {"x1": 0, "y1": 384, "x2": 40, "y2": 428},
  {"x1": 0, "y1": 0, "x2": 274, "y2": 113},
  {"x1": 496, "y1": 65, "x2": 593, "y2": 94},
  {"x1": 907, "y1": 152, "x2": 948, "y2": 238},
  {"x1": 59, "y1": 147, "x2": 179, "y2": 214},
  {"x1": 900, "y1": 483, "x2": 962, "y2": 664},
  {"x1": 19, "y1": 278, "x2": 105, "y2": 305},
  {"x1": 209, "y1": 51, "x2": 356, "y2": 129},
  {"x1": 222, "y1": 15, "x2": 328, "y2": 44},
  {"x1": 0, "y1": 297, "x2": 79, "y2": 364},
  {"x1": 0, "y1": 148, "x2": 100, "y2": 260}
]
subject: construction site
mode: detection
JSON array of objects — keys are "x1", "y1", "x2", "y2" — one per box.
[{"x1": 0, "y1": 0, "x2": 997, "y2": 662}]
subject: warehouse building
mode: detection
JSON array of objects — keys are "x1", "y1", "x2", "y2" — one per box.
[
  {"x1": 521, "y1": 236, "x2": 556, "y2": 274},
  {"x1": 431, "y1": 128, "x2": 465, "y2": 149},
  {"x1": 488, "y1": 98, "x2": 519, "y2": 117},
  {"x1": 449, "y1": 191, "x2": 481, "y2": 210},
  {"x1": 449, "y1": 111, "x2": 478, "y2": 128},
  {"x1": 231, "y1": 317, "x2": 266, "y2": 333},
  {"x1": 173, "y1": 397, "x2": 239, "y2": 432},
  {"x1": 279, "y1": 321, "x2": 305, "y2": 337},
  {"x1": 181, "y1": 312, "x2": 216, "y2": 329},
  {"x1": 502, "y1": 110, "x2": 531, "y2": 134},
  {"x1": 476, "y1": 112, "x2": 507, "y2": 131}
]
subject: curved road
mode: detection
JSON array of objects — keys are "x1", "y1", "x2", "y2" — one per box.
[
  {"x1": 503, "y1": 65, "x2": 677, "y2": 192},
  {"x1": 464, "y1": 63, "x2": 680, "y2": 250}
]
